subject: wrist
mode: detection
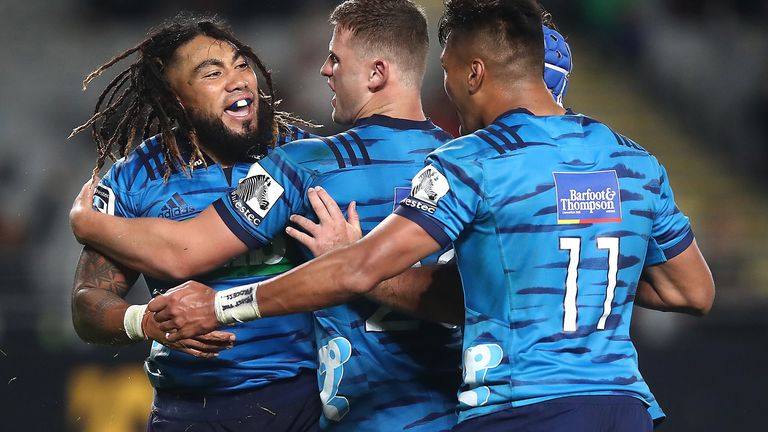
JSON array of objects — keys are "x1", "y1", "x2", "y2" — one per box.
[
  {"x1": 214, "y1": 284, "x2": 261, "y2": 324},
  {"x1": 123, "y1": 304, "x2": 148, "y2": 340}
]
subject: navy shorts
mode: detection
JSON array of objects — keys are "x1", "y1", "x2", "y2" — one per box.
[
  {"x1": 147, "y1": 369, "x2": 320, "y2": 432},
  {"x1": 452, "y1": 396, "x2": 653, "y2": 432}
]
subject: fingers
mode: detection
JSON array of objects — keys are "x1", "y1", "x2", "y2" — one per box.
[
  {"x1": 147, "y1": 296, "x2": 168, "y2": 314},
  {"x1": 195, "y1": 331, "x2": 236, "y2": 345},
  {"x1": 289, "y1": 214, "x2": 321, "y2": 237},
  {"x1": 285, "y1": 225, "x2": 315, "y2": 252},
  {"x1": 306, "y1": 187, "x2": 331, "y2": 223},
  {"x1": 346, "y1": 201, "x2": 361, "y2": 231},
  {"x1": 316, "y1": 187, "x2": 345, "y2": 221}
]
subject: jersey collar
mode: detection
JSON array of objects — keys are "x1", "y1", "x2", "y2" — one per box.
[
  {"x1": 492, "y1": 107, "x2": 576, "y2": 125},
  {"x1": 353, "y1": 114, "x2": 436, "y2": 130}
]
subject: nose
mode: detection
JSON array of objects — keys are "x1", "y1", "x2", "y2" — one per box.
[
  {"x1": 320, "y1": 57, "x2": 332, "y2": 78},
  {"x1": 226, "y1": 79, "x2": 249, "y2": 93}
]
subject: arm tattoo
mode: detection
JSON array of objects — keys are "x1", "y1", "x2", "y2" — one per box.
[
  {"x1": 75, "y1": 246, "x2": 136, "y2": 297},
  {"x1": 72, "y1": 246, "x2": 140, "y2": 344}
]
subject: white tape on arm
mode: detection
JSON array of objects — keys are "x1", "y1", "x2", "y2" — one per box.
[
  {"x1": 123, "y1": 304, "x2": 148, "y2": 341},
  {"x1": 214, "y1": 284, "x2": 261, "y2": 324}
]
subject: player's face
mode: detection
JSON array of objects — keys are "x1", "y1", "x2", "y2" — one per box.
[
  {"x1": 441, "y1": 39, "x2": 483, "y2": 135},
  {"x1": 165, "y1": 35, "x2": 259, "y2": 135},
  {"x1": 320, "y1": 27, "x2": 369, "y2": 125}
]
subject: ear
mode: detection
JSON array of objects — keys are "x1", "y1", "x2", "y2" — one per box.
[
  {"x1": 368, "y1": 59, "x2": 388, "y2": 92},
  {"x1": 467, "y1": 58, "x2": 486, "y2": 95}
]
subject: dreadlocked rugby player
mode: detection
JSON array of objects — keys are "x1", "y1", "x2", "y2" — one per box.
[{"x1": 70, "y1": 13, "x2": 320, "y2": 432}]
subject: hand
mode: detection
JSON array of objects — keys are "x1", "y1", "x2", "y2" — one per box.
[
  {"x1": 286, "y1": 186, "x2": 362, "y2": 257},
  {"x1": 147, "y1": 281, "x2": 220, "y2": 342},
  {"x1": 70, "y1": 176, "x2": 99, "y2": 243},
  {"x1": 142, "y1": 310, "x2": 235, "y2": 359}
]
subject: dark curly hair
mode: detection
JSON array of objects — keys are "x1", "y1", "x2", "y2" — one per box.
[{"x1": 71, "y1": 12, "x2": 315, "y2": 180}]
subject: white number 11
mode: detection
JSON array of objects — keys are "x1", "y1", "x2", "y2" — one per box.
[{"x1": 559, "y1": 237, "x2": 619, "y2": 332}]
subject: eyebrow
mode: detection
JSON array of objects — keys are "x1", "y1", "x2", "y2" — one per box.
[{"x1": 192, "y1": 50, "x2": 244, "y2": 73}]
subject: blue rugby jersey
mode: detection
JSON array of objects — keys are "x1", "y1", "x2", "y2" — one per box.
[
  {"x1": 212, "y1": 115, "x2": 462, "y2": 431},
  {"x1": 92, "y1": 126, "x2": 317, "y2": 393},
  {"x1": 395, "y1": 108, "x2": 692, "y2": 423}
]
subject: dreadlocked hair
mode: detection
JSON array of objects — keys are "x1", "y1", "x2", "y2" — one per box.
[{"x1": 71, "y1": 12, "x2": 318, "y2": 181}]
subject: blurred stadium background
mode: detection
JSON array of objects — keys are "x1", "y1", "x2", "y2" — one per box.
[{"x1": 0, "y1": 0, "x2": 765, "y2": 430}]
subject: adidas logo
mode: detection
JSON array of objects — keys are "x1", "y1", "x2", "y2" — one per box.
[{"x1": 158, "y1": 192, "x2": 195, "y2": 219}]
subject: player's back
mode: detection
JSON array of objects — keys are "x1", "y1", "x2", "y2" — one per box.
[
  {"x1": 425, "y1": 109, "x2": 692, "y2": 421},
  {"x1": 96, "y1": 128, "x2": 317, "y2": 393},
  {"x1": 277, "y1": 115, "x2": 461, "y2": 431}
]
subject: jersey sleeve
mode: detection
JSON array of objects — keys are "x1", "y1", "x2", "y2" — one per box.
[
  {"x1": 394, "y1": 151, "x2": 483, "y2": 248},
  {"x1": 212, "y1": 147, "x2": 312, "y2": 249},
  {"x1": 648, "y1": 162, "x2": 694, "y2": 264},
  {"x1": 92, "y1": 163, "x2": 140, "y2": 218}
]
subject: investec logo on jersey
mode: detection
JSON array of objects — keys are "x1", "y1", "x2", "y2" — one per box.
[
  {"x1": 402, "y1": 165, "x2": 450, "y2": 214},
  {"x1": 230, "y1": 163, "x2": 284, "y2": 226},
  {"x1": 158, "y1": 193, "x2": 195, "y2": 219},
  {"x1": 553, "y1": 170, "x2": 622, "y2": 224},
  {"x1": 93, "y1": 185, "x2": 115, "y2": 215}
]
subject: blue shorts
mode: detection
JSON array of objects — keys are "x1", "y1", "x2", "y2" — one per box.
[
  {"x1": 452, "y1": 396, "x2": 653, "y2": 432},
  {"x1": 147, "y1": 369, "x2": 320, "y2": 432}
]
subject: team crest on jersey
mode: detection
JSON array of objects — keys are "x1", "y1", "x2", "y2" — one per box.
[
  {"x1": 553, "y1": 170, "x2": 622, "y2": 224},
  {"x1": 92, "y1": 184, "x2": 115, "y2": 215},
  {"x1": 229, "y1": 163, "x2": 284, "y2": 226},
  {"x1": 401, "y1": 165, "x2": 450, "y2": 214}
]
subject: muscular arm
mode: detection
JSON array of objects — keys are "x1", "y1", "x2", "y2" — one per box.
[
  {"x1": 72, "y1": 246, "x2": 235, "y2": 356},
  {"x1": 367, "y1": 264, "x2": 464, "y2": 325},
  {"x1": 286, "y1": 186, "x2": 464, "y2": 324},
  {"x1": 70, "y1": 179, "x2": 247, "y2": 280},
  {"x1": 71, "y1": 246, "x2": 140, "y2": 345},
  {"x1": 634, "y1": 239, "x2": 715, "y2": 316},
  {"x1": 152, "y1": 214, "x2": 443, "y2": 340}
]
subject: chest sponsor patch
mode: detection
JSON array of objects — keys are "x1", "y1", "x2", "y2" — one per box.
[
  {"x1": 229, "y1": 162, "x2": 284, "y2": 226},
  {"x1": 93, "y1": 184, "x2": 115, "y2": 215},
  {"x1": 553, "y1": 170, "x2": 622, "y2": 224},
  {"x1": 401, "y1": 165, "x2": 450, "y2": 214}
]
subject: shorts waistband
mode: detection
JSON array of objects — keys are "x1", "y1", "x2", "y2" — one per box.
[{"x1": 153, "y1": 369, "x2": 317, "y2": 421}]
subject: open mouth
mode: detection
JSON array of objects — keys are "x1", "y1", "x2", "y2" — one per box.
[{"x1": 224, "y1": 98, "x2": 253, "y2": 119}]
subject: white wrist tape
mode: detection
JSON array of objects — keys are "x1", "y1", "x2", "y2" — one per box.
[
  {"x1": 214, "y1": 284, "x2": 261, "y2": 324},
  {"x1": 123, "y1": 304, "x2": 148, "y2": 341}
]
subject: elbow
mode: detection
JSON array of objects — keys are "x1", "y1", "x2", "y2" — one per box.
[{"x1": 689, "y1": 282, "x2": 715, "y2": 317}]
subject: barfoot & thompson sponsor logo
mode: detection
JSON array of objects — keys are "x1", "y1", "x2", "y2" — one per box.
[{"x1": 553, "y1": 170, "x2": 622, "y2": 224}]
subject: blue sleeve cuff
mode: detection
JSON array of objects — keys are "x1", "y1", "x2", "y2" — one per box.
[
  {"x1": 394, "y1": 205, "x2": 453, "y2": 249},
  {"x1": 662, "y1": 227, "x2": 694, "y2": 260},
  {"x1": 212, "y1": 199, "x2": 265, "y2": 250}
]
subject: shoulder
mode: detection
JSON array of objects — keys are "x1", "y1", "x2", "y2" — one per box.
[
  {"x1": 429, "y1": 133, "x2": 497, "y2": 163},
  {"x1": 276, "y1": 124, "x2": 318, "y2": 146},
  {"x1": 106, "y1": 132, "x2": 194, "y2": 192}
]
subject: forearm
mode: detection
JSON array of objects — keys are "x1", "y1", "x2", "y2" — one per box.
[
  {"x1": 72, "y1": 206, "x2": 245, "y2": 280},
  {"x1": 71, "y1": 246, "x2": 139, "y2": 345},
  {"x1": 367, "y1": 264, "x2": 464, "y2": 324},
  {"x1": 256, "y1": 215, "x2": 441, "y2": 318}
]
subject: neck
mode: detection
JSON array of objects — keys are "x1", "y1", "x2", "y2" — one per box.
[
  {"x1": 195, "y1": 142, "x2": 229, "y2": 167},
  {"x1": 356, "y1": 86, "x2": 426, "y2": 122},
  {"x1": 480, "y1": 78, "x2": 566, "y2": 126}
]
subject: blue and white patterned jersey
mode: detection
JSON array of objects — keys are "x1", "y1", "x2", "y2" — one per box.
[
  {"x1": 395, "y1": 109, "x2": 692, "y2": 423},
  {"x1": 212, "y1": 115, "x2": 462, "y2": 431},
  {"x1": 93, "y1": 127, "x2": 317, "y2": 393}
]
